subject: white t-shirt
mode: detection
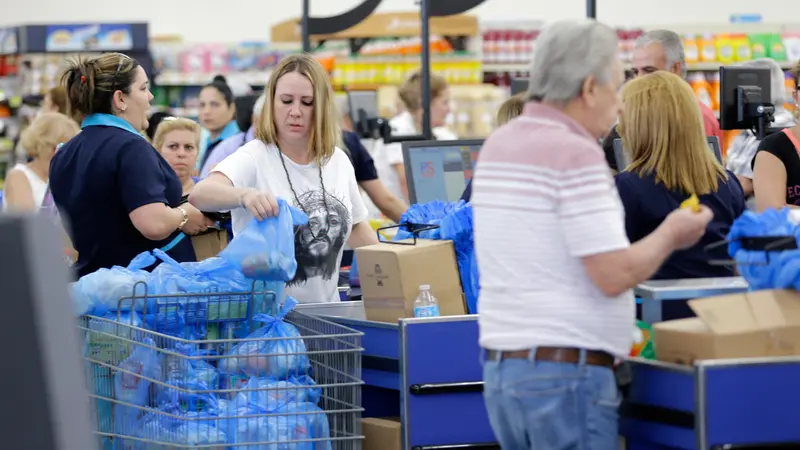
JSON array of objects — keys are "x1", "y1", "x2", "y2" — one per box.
[
  {"x1": 212, "y1": 140, "x2": 368, "y2": 304},
  {"x1": 372, "y1": 112, "x2": 458, "y2": 206},
  {"x1": 2, "y1": 163, "x2": 48, "y2": 212}
]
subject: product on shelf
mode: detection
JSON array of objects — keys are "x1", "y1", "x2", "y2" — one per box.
[
  {"x1": 331, "y1": 53, "x2": 482, "y2": 90},
  {"x1": 481, "y1": 21, "x2": 541, "y2": 66}
]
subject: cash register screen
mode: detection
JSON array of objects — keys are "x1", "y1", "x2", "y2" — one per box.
[
  {"x1": 402, "y1": 139, "x2": 484, "y2": 204},
  {"x1": 613, "y1": 136, "x2": 723, "y2": 170}
]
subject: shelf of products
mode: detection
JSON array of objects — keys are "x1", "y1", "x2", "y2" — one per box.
[
  {"x1": 332, "y1": 54, "x2": 482, "y2": 90},
  {"x1": 151, "y1": 41, "x2": 292, "y2": 86}
]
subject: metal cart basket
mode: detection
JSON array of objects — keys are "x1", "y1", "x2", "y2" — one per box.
[{"x1": 79, "y1": 285, "x2": 364, "y2": 449}]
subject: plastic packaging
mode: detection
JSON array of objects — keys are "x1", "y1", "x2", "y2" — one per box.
[
  {"x1": 137, "y1": 406, "x2": 228, "y2": 449},
  {"x1": 232, "y1": 375, "x2": 322, "y2": 413},
  {"x1": 114, "y1": 337, "x2": 162, "y2": 439},
  {"x1": 727, "y1": 208, "x2": 800, "y2": 290},
  {"x1": 219, "y1": 297, "x2": 310, "y2": 378},
  {"x1": 414, "y1": 285, "x2": 440, "y2": 318},
  {"x1": 225, "y1": 401, "x2": 332, "y2": 450},
  {"x1": 221, "y1": 198, "x2": 309, "y2": 281},
  {"x1": 156, "y1": 342, "x2": 220, "y2": 410},
  {"x1": 70, "y1": 251, "x2": 156, "y2": 316},
  {"x1": 630, "y1": 320, "x2": 655, "y2": 359}
]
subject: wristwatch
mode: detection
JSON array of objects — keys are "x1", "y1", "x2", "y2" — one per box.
[{"x1": 176, "y1": 206, "x2": 189, "y2": 231}]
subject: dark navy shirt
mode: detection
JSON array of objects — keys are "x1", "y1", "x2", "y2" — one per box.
[
  {"x1": 461, "y1": 180, "x2": 473, "y2": 202},
  {"x1": 615, "y1": 169, "x2": 746, "y2": 280},
  {"x1": 342, "y1": 131, "x2": 378, "y2": 183},
  {"x1": 50, "y1": 114, "x2": 195, "y2": 277}
]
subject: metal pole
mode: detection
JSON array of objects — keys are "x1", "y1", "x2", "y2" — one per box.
[
  {"x1": 302, "y1": 0, "x2": 311, "y2": 52},
  {"x1": 419, "y1": 0, "x2": 433, "y2": 140},
  {"x1": 587, "y1": 0, "x2": 596, "y2": 19}
]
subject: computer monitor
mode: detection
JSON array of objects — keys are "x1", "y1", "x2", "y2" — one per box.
[
  {"x1": 612, "y1": 136, "x2": 723, "y2": 170},
  {"x1": 511, "y1": 78, "x2": 528, "y2": 95},
  {"x1": 402, "y1": 139, "x2": 484, "y2": 204}
]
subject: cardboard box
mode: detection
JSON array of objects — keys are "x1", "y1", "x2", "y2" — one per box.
[
  {"x1": 362, "y1": 417, "x2": 401, "y2": 450},
  {"x1": 191, "y1": 229, "x2": 228, "y2": 261},
  {"x1": 355, "y1": 239, "x2": 467, "y2": 323},
  {"x1": 654, "y1": 289, "x2": 800, "y2": 364}
]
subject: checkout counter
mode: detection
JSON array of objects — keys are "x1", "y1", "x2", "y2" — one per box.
[{"x1": 302, "y1": 279, "x2": 800, "y2": 449}]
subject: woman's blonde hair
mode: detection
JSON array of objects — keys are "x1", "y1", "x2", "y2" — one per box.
[
  {"x1": 619, "y1": 71, "x2": 726, "y2": 194},
  {"x1": 152, "y1": 117, "x2": 201, "y2": 151},
  {"x1": 398, "y1": 72, "x2": 449, "y2": 112},
  {"x1": 256, "y1": 54, "x2": 340, "y2": 166},
  {"x1": 20, "y1": 112, "x2": 80, "y2": 159},
  {"x1": 496, "y1": 93, "x2": 526, "y2": 126}
]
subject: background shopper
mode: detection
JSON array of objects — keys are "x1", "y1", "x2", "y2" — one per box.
[
  {"x1": 338, "y1": 96, "x2": 408, "y2": 223},
  {"x1": 4, "y1": 112, "x2": 78, "y2": 212},
  {"x1": 752, "y1": 62, "x2": 800, "y2": 210},
  {"x1": 373, "y1": 72, "x2": 456, "y2": 202}
]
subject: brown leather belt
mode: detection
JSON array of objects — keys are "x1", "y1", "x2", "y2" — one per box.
[{"x1": 484, "y1": 347, "x2": 615, "y2": 368}]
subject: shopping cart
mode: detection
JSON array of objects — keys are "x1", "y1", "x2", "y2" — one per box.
[{"x1": 79, "y1": 282, "x2": 364, "y2": 449}]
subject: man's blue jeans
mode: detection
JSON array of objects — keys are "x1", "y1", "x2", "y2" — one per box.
[{"x1": 482, "y1": 349, "x2": 621, "y2": 450}]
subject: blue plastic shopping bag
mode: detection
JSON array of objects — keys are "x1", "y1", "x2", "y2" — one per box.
[
  {"x1": 219, "y1": 297, "x2": 310, "y2": 378},
  {"x1": 71, "y1": 251, "x2": 156, "y2": 316},
  {"x1": 221, "y1": 198, "x2": 309, "y2": 281},
  {"x1": 727, "y1": 208, "x2": 800, "y2": 290}
]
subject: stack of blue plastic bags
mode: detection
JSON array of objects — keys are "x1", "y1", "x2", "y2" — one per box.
[
  {"x1": 727, "y1": 207, "x2": 800, "y2": 290},
  {"x1": 78, "y1": 199, "x2": 334, "y2": 449},
  {"x1": 392, "y1": 200, "x2": 479, "y2": 314}
]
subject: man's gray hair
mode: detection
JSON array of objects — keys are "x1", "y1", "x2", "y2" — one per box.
[
  {"x1": 736, "y1": 58, "x2": 787, "y2": 109},
  {"x1": 635, "y1": 30, "x2": 687, "y2": 78},
  {"x1": 526, "y1": 20, "x2": 619, "y2": 105},
  {"x1": 252, "y1": 93, "x2": 267, "y2": 117}
]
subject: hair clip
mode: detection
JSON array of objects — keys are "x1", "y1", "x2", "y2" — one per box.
[{"x1": 80, "y1": 75, "x2": 86, "y2": 84}]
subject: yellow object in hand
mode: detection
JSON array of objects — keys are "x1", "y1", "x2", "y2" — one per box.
[{"x1": 680, "y1": 194, "x2": 700, "y2": 213}]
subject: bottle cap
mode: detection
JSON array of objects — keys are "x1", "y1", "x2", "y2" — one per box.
[{"x1": 419, "y1": 284, "x2": 431, "y2": 290}]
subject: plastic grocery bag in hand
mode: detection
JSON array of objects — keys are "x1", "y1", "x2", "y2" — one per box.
[
  {"x1": 219, "y1": 297, "x2": 309, "y2": 378},
  {"x1": 221, "y1": 198, "x2": 309, "y2": 281},
  {"x1": 727, "y1": 208, "x2": 800, "y2": 290},
  {"x1": 71, "y1": 251, "x2": 156, "y2": 316}
]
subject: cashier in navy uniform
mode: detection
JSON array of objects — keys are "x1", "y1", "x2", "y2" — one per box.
[{"x1": 49, "y1": 53, "x2": 214, "y2": 277}]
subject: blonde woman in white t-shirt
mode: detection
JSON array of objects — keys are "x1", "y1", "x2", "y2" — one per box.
[
  {"x1": 374, "y1": 72, "x2": 456, "y2": 202},
  {"x1": 190, "y1": 54, "x2": 379, "y2": 304},
  {"x1": 4, "y1": 112, "x2": 79, "y2": 213}
]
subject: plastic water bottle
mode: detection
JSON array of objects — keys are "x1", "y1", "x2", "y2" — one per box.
[{"x1": 413, "y1": 285, "x2": 440, "y2": 318}]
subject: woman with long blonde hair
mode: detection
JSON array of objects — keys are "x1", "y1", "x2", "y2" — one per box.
[
  {"x1": 190, "y1": 54, "x2": 379, "y2": 304},
  {"x1": 616, "y1": 71, "x2": 745, "y2": 280}
]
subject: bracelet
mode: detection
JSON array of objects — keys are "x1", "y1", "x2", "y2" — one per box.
[{"x1": 176, "y1": 206, "x2": 189, "y2": 231}]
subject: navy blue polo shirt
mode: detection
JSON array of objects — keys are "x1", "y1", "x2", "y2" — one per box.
[
  {"x1": 50, "y1": 114, "x2": 195, "y2": 277},
  {"x1": 342, "y1": 131, "x2": 378, "y2": 183},
  {"x1": 615, "y1": 169, "x2": 746, "y2": 280}
]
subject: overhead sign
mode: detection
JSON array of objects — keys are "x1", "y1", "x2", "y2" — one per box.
[
  {"x1": 0, "y1": 28, "x2": 17, "y2": 55},
  {"x1": 46, "y1": 23, "x2": 133, "y2": 52}
]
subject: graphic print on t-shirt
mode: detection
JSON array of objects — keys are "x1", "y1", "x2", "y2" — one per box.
[{"x1": 289, "y1": 189, "x2": 352, "y2": 286}]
